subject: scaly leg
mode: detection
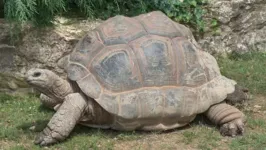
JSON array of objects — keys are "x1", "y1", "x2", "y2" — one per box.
[
  {"x1": 40, "y1": 94, "x2": 62, "y2": 110},
  {"x1": 35, "y1": 93, "x2": 87, "y2": 146},
  {"x1": 205, "y1": 102, "x2": 245, "y2": 136}
]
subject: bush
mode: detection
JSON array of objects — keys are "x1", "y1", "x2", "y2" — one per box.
[
  {"x1": 149, "y1": 0, "x2": 207, "y2": 32},
  {"x1": 4, "y1": 0, "x2": 65, "y2": 26},
  {"x1": 4, "y1": 0, "x2": 207, "y2": 31}
]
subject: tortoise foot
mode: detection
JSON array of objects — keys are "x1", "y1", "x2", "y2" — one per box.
[
  {"x1": 34, "y1": 128, "x2": 59, "y2": 146},
  {"x1": 220, "y1": 118, "x2": 244, "y2": 137}
]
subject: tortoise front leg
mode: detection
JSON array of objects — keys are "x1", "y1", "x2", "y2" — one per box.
[
  {"x1": 40, "y1": 94, "x2": 62, "y2": 110},
  {"x1": 205, "y1": 103, "x2": 245, "y2": 137},
  {"x1": 35, "y1": 93, "x2": 87, "y2": 146}
]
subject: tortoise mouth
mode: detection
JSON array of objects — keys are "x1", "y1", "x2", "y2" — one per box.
[
  {"x1": 26, "y1": 79, "x2": 46, "y2": 86},
  {"x1": 26, "y1": 70, "x2": 44, "y2": 84}
]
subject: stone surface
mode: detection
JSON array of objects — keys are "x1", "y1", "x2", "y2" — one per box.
[
  {"x1": 198, "y1": 0, "x2": 266, "y2": 54},
  {"x1": 0, "y1": 18, "x2": 102, "y2": 94},
  {"x1": 0, "y1": 45, "x2": 16, "y2": 72},
  {"x1": 0, "y1": 21, "x2": 11, "y2": 44}
]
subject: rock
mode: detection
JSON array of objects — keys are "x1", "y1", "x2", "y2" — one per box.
[
  {"x1": 254, "y1": 105, "x2": 262, "y2": 109},
  {"x1": 0, "y1": 45, "x2": 16, "y2": 72},
  {"x1": 198, "y1": 0, "x2": 266, "y2": 54},
  {"x1": 0, "y1": 18, "x2": 102, "y2": 94},
  {"x1": 0, "y1": 21, "x2": 11, "y2": 44},
  {"x1": 17, "y1": 18, "x2": 102, "y2": 77},
  {"x1": 0, "y1": 72, "x2": 29, "y2": 90}
]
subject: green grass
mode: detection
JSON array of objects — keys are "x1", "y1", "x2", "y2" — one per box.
[
  {"x1": 0, "y1": 94, "x2": 144, "y2": 149},
  {"x1": 1, "y1": 52, "x2": 266, "y2": 149},
  {"x1": 230, "y1": 133, "x2": 266, "y2": 150},
  {"x1": 247, "y1": 117, "x2": 266, "y2": 129},
  {"x1": 181, "y1": 125, "x2": 222, "y2": 149},
  {"x1": 182, "y1": 130, "x2": 197, "y2": 144},
  {"x1": 189, "y1": 118, "x2": 266, "y2": 150},
  {"x1": 217, "y1": 52, "x2": 266, "y2": 95}
]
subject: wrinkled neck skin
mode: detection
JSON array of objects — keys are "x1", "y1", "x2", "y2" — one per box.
[{"x1": 36, "y1": 76, "x2": 74, "y2": 102}]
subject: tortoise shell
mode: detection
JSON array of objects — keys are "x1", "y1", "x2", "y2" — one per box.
[{"x1": 66, "y1": 11, "x2": 236, "y2": 121}]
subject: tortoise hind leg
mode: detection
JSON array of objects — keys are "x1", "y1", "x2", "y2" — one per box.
[
  {"x1": 205, "y1": 102, "x2": 245, "y2": 137},
  {"x1": 35, "y1": 93, "x2": 87, "y2": 146}
]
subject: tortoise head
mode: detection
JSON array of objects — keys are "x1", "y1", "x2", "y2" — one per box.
[
  {"x1": 26, "y1": 68, "x2": 74, "y2": 100},
  {"x1": 25, "y1": 68, "x2": 56, "y2": 91}
]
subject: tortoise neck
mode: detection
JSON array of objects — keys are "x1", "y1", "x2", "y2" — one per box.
[
  {"x1": 51, "y1": 78, "x2": 74, "y2": 101},
  {"x1": 39, "y1": 76, "x2": 74, "y2": 102}
]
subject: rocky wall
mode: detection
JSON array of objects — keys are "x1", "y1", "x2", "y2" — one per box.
[
  {"x1": 0, "y1": 18, "x2": 101, "y2": 94},
  {"x1": 198, "y1": 0, "x2": 266, "y2": 54}
]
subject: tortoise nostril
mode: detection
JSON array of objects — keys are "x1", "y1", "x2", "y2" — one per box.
[{"x1": 33, "y1": 72, "x2": 41, "y2": 77}]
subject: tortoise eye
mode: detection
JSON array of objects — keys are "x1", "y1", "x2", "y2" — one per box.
[{"x1": 33, "y1": 72, "x2": 41, "y2": 77}]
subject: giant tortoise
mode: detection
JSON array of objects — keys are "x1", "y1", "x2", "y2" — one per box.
[{"x1": 26, "y1": 11, "x2": 248, "y2": 146}]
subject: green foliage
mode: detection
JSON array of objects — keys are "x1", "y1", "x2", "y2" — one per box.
[
  {"x1": 149, "y1": 0, "x2": 207, "y2": 32},
  {"x1": 4, "y1": 0, "x2": 207, "y2": 31},
  {"x1": 67, "y1": 0, "x2": 149, "y2": 19},
  {"x1": 4, "y1": 0, "x2": 65, "y2": 26},
  {"x1": 4, "y1": 0, "x2": 37, "y2": 23}
]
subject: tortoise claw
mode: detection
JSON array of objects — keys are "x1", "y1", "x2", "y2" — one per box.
[{"x1": 34, "y1": 128, "x2": 58, "y2": 146}]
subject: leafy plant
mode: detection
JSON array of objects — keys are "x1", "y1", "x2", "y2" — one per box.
[
  {"x1": 4, "y1": 0, "x2": 65, "y2": 26},
  {"x1": 3, "y1": 0, "x2": 207, "y2": 31},
  {"x1": 149, "y1": 0, "x2": 207, "y2": 32}
]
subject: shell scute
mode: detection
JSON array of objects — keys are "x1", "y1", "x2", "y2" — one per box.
[
  {"x1": 138, "y1": 90, "x2": 164, "y2": 118},
  {"x1": 70, "y1": 31, "x2": 104, "y2": 67},
  {"x1": 119, "y1": 92, "x2": 139, "y2": 119},
  {"x1": 67, "y1": 63, "x2": 89, "y2": 81},
  {"x1": 77, "y1": 74, "x2": 102, "y2": 99},
  {"x1": 96, "y1": 15, "x2": 146, "y2": 45},
  {"x1": 97, "y1": 94, "x2": 118, "y2": 115},
  {"x1": 172, "y1": 38, "x2": 207, "y2": 86},
  {"x1": 163, "y1": 88, "x2": 183, "y2": 117},
  {"x1": 130, "y1": 35, "x2": 176, "y2": 87},
  {"x1": 118, "y1": 89, "x2": 164, "y2": 119},
  {"x1": 91, "y1": 45, "x2": 141, "y2": 92},
  {"x1": 135, "y1": 11, "x2": 183, "y2": 38}
]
